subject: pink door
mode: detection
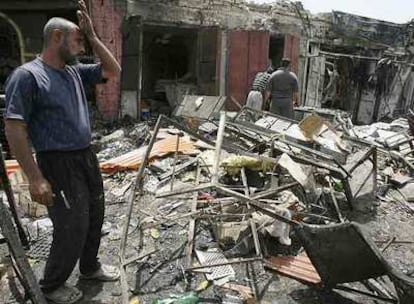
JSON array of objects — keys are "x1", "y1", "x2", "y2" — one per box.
[{"x1": 227, "y1": 30, "x2": 269, "y2": 110}]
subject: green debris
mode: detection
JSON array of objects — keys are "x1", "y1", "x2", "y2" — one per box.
[{"x1": 152, "y1": 292, "x2": 199, "y2": 304}]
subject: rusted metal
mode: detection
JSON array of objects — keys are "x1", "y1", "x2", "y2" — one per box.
[
  {"x1": 101, "y1": 134, "x2": 197, "y2": 174},
  {"x1": 264, "y1": 253, "x2": 322, "y2": 286}
]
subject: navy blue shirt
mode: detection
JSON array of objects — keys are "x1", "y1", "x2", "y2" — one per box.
[{"x1": 5, "y1": 58, "x2": 104, "y2": 152}]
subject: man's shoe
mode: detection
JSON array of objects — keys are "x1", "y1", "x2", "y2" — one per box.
[
  {"x1": 44, "y1": 284, "x2": 83, "y2": 304},
  {"x1": 79, "y1": 264, "x2": 120, "y2": 282}
]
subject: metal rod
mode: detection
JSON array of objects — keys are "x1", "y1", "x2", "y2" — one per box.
[
  {"x1": 120, "y1": 115, "x2": 162, "y2": 257},
  {"x1": 156, "y1": 183, "x2": 213, "y2": 198},
  {"x1": 119, "y1": 115, "x2": 163, "y2": 304},
  {"x1": 251, "y1": 182, "x2": 299, "y2": 200},
  {"x1": 169, "y1": 133, "x2": 182, "y2": 191},
  {"x1": 319, "y1": 50, "x2": 381, "y2": 61},
  {"x1": 0, "y1": 145, "x2": 29, "y2": 248},
  {"x1": 159, "y1": 158, "x2": 197, "y2": 181},
  {"x1": 381, "y1": 236, "x2": 397, "y2": 253},
  {"x1": 122, "y1": 249, "x2": 158, "y2": 267},
  {"x1": 186, "y1": 256, "x2": 263, "y2": 271},
  {"x1": 212, "y1": 112, "x2": 226, "y2": 184},
  {"x1": 249, "y1": 219, "x2": 262, "y2": 257},
  {"x1": 333, "y1": 285, "x2": 397, "y2": 303},
  {"x1": 160, "y1": 115, "x2": 281, "y2": 165},
  {"x1": 186, "y1": 161, "x2": 201, "y2": 269},
  {"x1": 216, "y1": 185, "x2": 299, "y2": 226},
  {"x1": 0, "y1": 197, "x2": 47, "y2": 304},
  {"x1": 328, "y1": 178, "x2": 345, "y2": 223},
  {"x1": 373, "y1": 148, "x2": 378, "y2": 193}
]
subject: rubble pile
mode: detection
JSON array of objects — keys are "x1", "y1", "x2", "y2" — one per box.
[{"x1": 3, "y1": 105, "x2": 414, "y2": 303}]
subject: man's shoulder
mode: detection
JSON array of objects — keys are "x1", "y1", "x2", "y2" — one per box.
[
  {"x1": 6, "y1": 61, "x2": 38, "y2": 88},
  {"x1": 289, "y1": 71, "x2": 298, "y2": 80},
  {"x1": 270, "y1": 69, "x2": 284, "y2": 79},
  {"x1": 18, "y1": 58, "x2": 42, "y2": 73},
  {"x1": 255, "y1": 71, "x2": 265, "y2": 78}
]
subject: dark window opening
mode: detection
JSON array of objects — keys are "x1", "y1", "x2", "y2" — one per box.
[
  {"x1": 142, "y1": 26, "x2": 198, "y2": 115},
  {"x1": 268, "y1": 34, "x2": 285, "y2": 70}
]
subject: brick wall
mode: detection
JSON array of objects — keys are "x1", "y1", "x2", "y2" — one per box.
[{"x1": 90, "y1": 0, "x2": 125, "y2": 120}]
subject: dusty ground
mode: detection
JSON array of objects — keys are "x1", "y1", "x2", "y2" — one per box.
[{"x1": 2, "y1": 181, "x2": 413, "y2": 304}]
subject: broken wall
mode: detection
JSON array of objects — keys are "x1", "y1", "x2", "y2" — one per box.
[
  {"x1": 302, "y1": 11, "x2": 414, "y2": 123},
  {"x1": 125, "y1": 0, "x2": 310, "y2": 112},
  {"x1": 91, "y1": 0, "x2": 126, "y2": 120}
]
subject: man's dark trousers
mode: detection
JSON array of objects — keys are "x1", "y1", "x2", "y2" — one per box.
[{"x1": 36, "y1": 147, "x2": 104, "y2": 292}]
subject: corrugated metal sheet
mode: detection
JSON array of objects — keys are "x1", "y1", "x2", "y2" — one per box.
[
  {"x1": 100, "y1": 135, "x2": 198, "y2": 174},
  {"x1": 264, "y1": 252, "x2": 322, "y2": 286},
  {"x1": 227, "y1": 30, "x2": 269, "y2": 111}
]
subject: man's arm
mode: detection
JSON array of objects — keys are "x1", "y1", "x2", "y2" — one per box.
[
  {"x1": 293, "y1": 92, "x2": 299, "y2": 107},
  {"x1": 77, "y1": 0, "x2": 121, "y2": 79},
  {"x1": 292, "y1": 72, "x2": 299, "y2": 107},
  {"x1": 264, "y1": 90, "x2": 271, "y2": 110},
  {"x1": 5, "y1": 120, "x2": 53, "y2": 206}
]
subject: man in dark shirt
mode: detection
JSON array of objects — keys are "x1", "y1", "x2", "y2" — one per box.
[
  {"x1": 265, "y1": 58, "x2": 299, "y2": 119},
  {"x1": 5, "y1": 1, "x2": 121, "y2": 303}
]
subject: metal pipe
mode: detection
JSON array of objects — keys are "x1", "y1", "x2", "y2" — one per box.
[
  {"x1": 212, "y1": 112, "x2": 226, "y2": 184},
  {"x1": 186, "y1": 161, "x2": 201, "y2": 269},
  {"x1": 170, "y1": 133, "x2": 182, "y2": 191},
  {"x1": 119, "y1": 115, "x2": 163, "y2": 304}
]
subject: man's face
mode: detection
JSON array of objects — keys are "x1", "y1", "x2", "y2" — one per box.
[{"x1": 58, "y1": 28, "x2": 85, "y2": 65}]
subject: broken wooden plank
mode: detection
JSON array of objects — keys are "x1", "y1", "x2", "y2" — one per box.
[{"x1": 264, "y1": 253, "x2": 322, "y2": 286}]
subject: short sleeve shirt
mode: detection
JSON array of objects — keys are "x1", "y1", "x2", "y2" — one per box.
[
  {"x1": 5, "y1": 58, "x2": 104, "y2": 152},
  {"x1": 252, "y1": 72, "x2": 271, "y2": 92},
  {"x1": 266, "y1": 67, "x2": 299, "y2": 101}
]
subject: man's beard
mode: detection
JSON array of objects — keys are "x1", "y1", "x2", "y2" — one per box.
[{"x1": 59, "y1": 37, "x2": 78, "y2": 65}]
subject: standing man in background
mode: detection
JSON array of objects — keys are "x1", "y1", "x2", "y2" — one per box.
[
  {"x1": 246, "y1": 66, "x2": 273, "y2": 112},
  {"x1": 265, "y1": 58, "x2": 299, "y2": 119},
  {"x1": 5, "y1": 1, "x2": 121, "y2": 303}
]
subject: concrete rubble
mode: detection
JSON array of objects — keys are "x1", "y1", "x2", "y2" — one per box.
[{"x1": 2, "y1": 102, "x2": 414, "y2": 304}]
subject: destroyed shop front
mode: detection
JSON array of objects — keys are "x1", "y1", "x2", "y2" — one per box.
[{"x1": 120, "y1": 0, "x2": 305, "y2": 118}]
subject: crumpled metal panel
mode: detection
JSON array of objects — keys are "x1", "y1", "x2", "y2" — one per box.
[
  {"x1": 294, "y1": 222, "x2": 387, "y2": 287},
  {"x1": 173, "y1": 95, "x2": 226, "y2": 120},
  {"x1": 195, "y1": 249, "x2": 235, "y2": 281}
]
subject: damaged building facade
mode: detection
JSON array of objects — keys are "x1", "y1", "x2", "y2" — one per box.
[
  {"x1": 120, "y1": 0, "x2": 305, "y2": 117},
  {"x1": 120, "y1": 0, "x2": 414, "y2": 125},
  {"x1": 1, "y1": 0, "x2": 414, "y2": 123}
]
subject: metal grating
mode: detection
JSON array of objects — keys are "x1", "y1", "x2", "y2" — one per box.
[
  {"x1": 27, "y1": 233, "x2": 52, "y2": 260},
  {"x1": 195, "y1": 249, "x2": 235, "y2": 280}
]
